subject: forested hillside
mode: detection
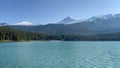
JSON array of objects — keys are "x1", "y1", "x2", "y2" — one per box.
[
  {"x1": 1, "y1": 26, "x2": 120, "y2": 41},
  {"x1": 0, "y1": 27, "x2": 46, "y2": 41}
]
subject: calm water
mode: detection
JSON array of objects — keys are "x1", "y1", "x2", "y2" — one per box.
[{"x1": 0, "y1": 41, "x2": 120, "y2": 68}]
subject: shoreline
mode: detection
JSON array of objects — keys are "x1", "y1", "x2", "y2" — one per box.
[{"x1": 1, "y1": 40, "x2": 120, "y2": 42}]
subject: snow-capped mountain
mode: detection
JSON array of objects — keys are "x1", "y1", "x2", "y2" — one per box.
[
  {"x1": 13, "y1": 21, "x2": 34, "y2": 26},
  {"x1": 57, "y1": 13, "x2": 120, "y2": 24},
  {"x1": 58, "y1": 16, "x2": 76, "y2": 24},
  {"x1": 9, "y1": 13, "x2": 120, "y2": 35},
  {"x1": 57, "y1": 16, "x2": 88, "y2": 24},
  {"x1": 88, "y1": 13, "x2": 120, "y2": 22},
  {"x1": 5, "y1": 13, "x2": 120, "y2": 26}
]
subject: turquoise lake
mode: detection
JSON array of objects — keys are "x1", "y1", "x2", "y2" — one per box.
[{"x1": 0, "y1": 41, "x2": 120, "y2": 68}]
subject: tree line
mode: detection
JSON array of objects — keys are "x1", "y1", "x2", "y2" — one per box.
[
  {"x1": 1, "y1": 26, "x2": 120, "y2": 41},
  {"x1": 0, "y1": 27, "x2": 47, "y2": 41}
]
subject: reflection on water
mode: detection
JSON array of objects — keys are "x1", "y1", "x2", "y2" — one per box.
[{"x1": 0, "y1": 41, "x2": 120, "y2": 68}]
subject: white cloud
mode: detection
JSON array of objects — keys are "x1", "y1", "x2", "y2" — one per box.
[{"x1": 14, "y1": 21, "x2": 34, "y2": 25}]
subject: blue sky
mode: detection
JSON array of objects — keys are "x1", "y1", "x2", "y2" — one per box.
[{"x1": 0, "y1": 0, "x2": 120, "y2": 24}]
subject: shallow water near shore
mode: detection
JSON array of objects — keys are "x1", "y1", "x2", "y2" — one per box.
[{"x1": 0, "y1": 41, "x2": 120, "y2": 68}]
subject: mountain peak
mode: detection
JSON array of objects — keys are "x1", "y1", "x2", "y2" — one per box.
[
  {"x1": 63, "y1": 16, "x2": 75, "y2": 21},
  {"x1": 58, "y1": 16, "x2": 76, "y2": 24},
  {"x1": 65, "y1": 16, "x2": 74, "y2": 19}
]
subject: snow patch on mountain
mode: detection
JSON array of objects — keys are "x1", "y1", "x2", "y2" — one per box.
[
  {"x1": 58, "y1": 16, "x2": 76, "y2": 24},
  {"x1": 57, "y1": 16, "x2": 87, "y2": 24},
  {"x1": 88, "y1": 13, "x2": 120, "y2": 22},
  {"x1": 14, "y1": 21, "x2": 34, "y2": 25}
]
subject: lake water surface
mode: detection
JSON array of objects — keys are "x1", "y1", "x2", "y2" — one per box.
[{"x1": 0, "y1": 41, "x2": 120, "y2": 68}]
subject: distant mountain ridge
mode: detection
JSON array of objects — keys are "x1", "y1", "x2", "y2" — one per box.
[
  {"x1": 57, "y1": 13, "x2": 120, "y2": 24},
  {"x1": 88, "y1": 14, "x2": 120, "y2": 21},
  {"x1": 4, "y1": 13, "x2": 120, "y2": 35},
  {"x1": 0, "y1": 23, "x2": 8, "y2": 26},
  {"x1": 2, "y1": 13, "x2": 120, "y2": 25}
]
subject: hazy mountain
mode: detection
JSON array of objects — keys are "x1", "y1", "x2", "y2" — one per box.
[
  {"x1": 8, "y1": 13, "x2": 120, "y2": 35},
  {"x1": 0, "y1": 23, "x2": 8, "y2": 26}
]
